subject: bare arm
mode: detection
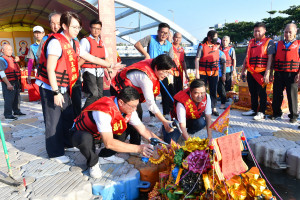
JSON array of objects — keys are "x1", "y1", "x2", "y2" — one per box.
[
  {"x1": 205, "y1": 114, "x2": 212, "y2": 143},
  {"x1": 264, "y1": 54, "x2": 273, "y2": 84},
  {"x1": 195, "y1": 57, "x2": 200, "y2": 79},
  {"x1": 134, "y1": 41, "x2": 150, "y2": 59},
  {"x1": 179, "y1": 122, "x2": 189, "y2": 141}
]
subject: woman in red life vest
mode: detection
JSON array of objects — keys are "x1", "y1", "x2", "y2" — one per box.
[
  {"x1": 195, "y1": 30, "x2": 226, "y2": 117},
  {"x1": 164, "y1": 79, "x2": 212, "y2": 144},
  {"x1": 111, "y1": 55, "x2": 176, "y2": 149},
  {"x1": 36, "y1": 11, "x2": 124, "y2": 164}
]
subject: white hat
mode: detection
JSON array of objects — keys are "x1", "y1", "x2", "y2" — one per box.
[{"x1": 33, "y1": 26, "x2": 44, "y2": 33}]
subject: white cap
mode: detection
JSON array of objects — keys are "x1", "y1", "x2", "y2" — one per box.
[{"x1": 33, "y1": 26, "x2": 44, "y2": 33}]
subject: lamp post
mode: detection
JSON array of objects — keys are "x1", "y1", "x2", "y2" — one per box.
[{"x1": 168, "y1": 9, "x2": 174, "y2": 22}]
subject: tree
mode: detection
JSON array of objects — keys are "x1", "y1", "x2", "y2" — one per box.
[{"x1": 216, "y1": 22, "x2": 254, "y2": 43}]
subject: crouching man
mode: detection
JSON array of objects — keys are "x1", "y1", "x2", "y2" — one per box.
[
  {"x1": 70, "y1": 86, "x2": 161, "y2": 178},
  {"x1": 163, "y1": 79, "x2": 212, "y2": 144}
]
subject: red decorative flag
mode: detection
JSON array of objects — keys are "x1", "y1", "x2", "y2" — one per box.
[{"x1": 209, "y1": 105, "x2": 231, "y2": 135}]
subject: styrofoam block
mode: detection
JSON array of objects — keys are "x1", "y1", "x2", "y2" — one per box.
[
  {"x1": 249, "y1": 137, "x2": 297, "y2": 169},
  {"x1": 286, "y1": 147, "x2": 300, "y2": 179}
]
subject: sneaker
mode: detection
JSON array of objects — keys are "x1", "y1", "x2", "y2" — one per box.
[
  {"x1": 89, "y1": 164, "x2": 102, "y2": 179},
  {"x1": 14, "y1": 112, "x2": 26, "y2": 116},
  {"x1": 50, "y1": 155, "x2": 70, "y2": 164},
  {"x1": 290, "y1": 118, "x2": 297, "y2": 123},
  {"x1": 253, "y1": 112, "x2": 265, "y2": 120},
  {"x1": 242, "y1": 110, "x2": 256, "y2": 116},
  {"x1": 212, "y1": 111, "x2": 220, "y2": 116},
  {"x1": 5, "y1": 115, "x2": 18, "y2": 120},
  {"x1": 269, "y1": 115, "x2": 282, "y2": 120},
  {"x1": 98, "y1": 155, "x2": 125, "y2": 164},
  {"x1": 65, "y1": 147, "x2": 80, "y2": 152}
]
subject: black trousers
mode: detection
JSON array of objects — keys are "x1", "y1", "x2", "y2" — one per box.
[
  {"x1": 173, "y1": 75, "x2": 183, "y2": 95},
  {"x1": 224, "y1": 72, "x2": 232, "y2": 92},
  {"x1": 217, "y1": 72, "x2": 232, "y2": 104},
  {"x1": 200, "y1": 75, "x2": 218, "y2": 109},
  {"x1": 247, "y1": 71, "x2": 267, "y2": 114},
  {"x1": 2, "y1": 80, "x2": 21, "y2": 117},
  {"x1": 39, "y1": 87, "x2": 74, "y2": 158},
  {"x1": 82, "y1": 71, "x2": 103, "y2": 109},
  {"x1": 71, "y1": 78, "x2": 82, "y2": 118},
  {"x1": 272, "y1": 71, "x2": 298, "y2": 119},
  {"x1": 161, "y1": 77, "x2": 174, "y2": 115}
]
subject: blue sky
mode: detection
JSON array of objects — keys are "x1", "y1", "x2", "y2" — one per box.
[{"x1": 113, "y1": 0, "x2": 299, "y2": 44}]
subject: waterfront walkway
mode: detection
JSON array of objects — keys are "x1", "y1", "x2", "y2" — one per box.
[{"x1": 0, "y1": 90, "x2": 300, "y2": 200}]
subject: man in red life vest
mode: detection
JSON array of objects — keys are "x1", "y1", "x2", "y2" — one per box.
[
  {"x1": 0, "y1": 44, "x2": 26, "y2": 120},
  {"x1": 270, "y1": 23, "x2": 300, "y2": 124},
  {"x1": 241, "y1": 22, "x2": 275, "y2": 120},
  {"x1": 164, "y1": 79, "x2": 212, "y2": 144},
  {"x1": 71, "y1": 87, "x2": 160, "y2": 178},
  {"x1": 79, "y1": 19, "x2": 110, "y2": 109},
  {"x1": 172, "y1": 32, "x2": 189, "y2": 93}
]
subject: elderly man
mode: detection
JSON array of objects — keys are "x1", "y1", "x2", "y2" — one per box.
[
  {"x1": 270, "y1": 23, "x2": 300, "y2": 124},
  {"x1": 0, "y1": 44, "x2": 25, "y2": 120},
  {"x1": 241, "y1": 22, "x2": 275, "y2": 120}
]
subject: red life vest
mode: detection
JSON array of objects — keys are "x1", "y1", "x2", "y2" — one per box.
[
  {"x1": 81, "y1": 36, "x2": 106, "y2": 68},
  {"x1": 172, "y1": 88, "x2": 207, "y2": 120},
  {"x1": 199, "y1": 42, "x2": 219, "y2": 76},
  {"x1": 0, "y1": 56, "x2": 20, "y2": 82},
  {"x1": 246, "y1": 37, "x2": 271, "y2": 73},
  {"x1": 220, "y1": 46, "x2": 233, "y2": 68},
  {"x1": 36, "y1": 33, "x2": 79, "y2": 94},
  {"x1": 111, "y1": 59, "x2": 160, "y2": 103},
  {"x1": 172, "y1": 44, "x2": 184, "y2": 80},
  {"x1": 74, "y1": 96, "x2": 131, "y2": 140},
  {"x1": 274, "y1": 40, "x2": 300, "y2": 72}
]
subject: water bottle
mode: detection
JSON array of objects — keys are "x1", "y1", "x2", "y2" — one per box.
[{"x1": 141, "y1": 144, "x2": 153, "y2": 164}]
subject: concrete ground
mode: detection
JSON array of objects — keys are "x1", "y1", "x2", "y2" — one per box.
[{"x1": 0, "y1": 90, "x2": 300, "y2": 200}]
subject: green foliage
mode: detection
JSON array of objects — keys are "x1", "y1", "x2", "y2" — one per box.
[{"x1": 216, "y1": 5, "x2": 299, "y2": 42}]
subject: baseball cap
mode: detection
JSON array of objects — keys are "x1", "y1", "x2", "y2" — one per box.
[{"x1": 33, "y1": 26, "x2": 44, "y2": 33}]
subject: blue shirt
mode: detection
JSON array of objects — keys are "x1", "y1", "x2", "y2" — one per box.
[
  {"x1": 0, "y1": 57, "x2": 8, "y2": 70},
  {"x1": 148, "y1": 35, "x2": 172, "y2": 58}
]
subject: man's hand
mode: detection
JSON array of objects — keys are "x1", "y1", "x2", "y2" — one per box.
[
  {"x1": 27, "y1": 76, "x2": 31, "y2": 84},
  {"x1": 163, "y1": 120, "x2": 174, "y2": 133},
  {"x1": 7, "y1": 84, "x2": 14, "y2": 90},
  {"x1": 112, "y1": 63, "x2": 126, "y2": 71},
  {"x1": 139, "y1": 144, "x2": 154, "y2": 158},
  {"x1": 269, "y1": 72, "x2": 274, "y2": 82},
  {"x1": 295, "y1": 73, "x2": 300, "y2": 83},
  {"x1": 264, "y1": 72, "x2": 270, "y2": 84},
  {"x1": 14, "y1": 56, "x2": 20, "y2": 62},
  {"x1": 221, "y1": 75, "x2": 226, "y2": 83},
  {"x1": 54, "y1": 93, "x2": 64, "y2": 108}
]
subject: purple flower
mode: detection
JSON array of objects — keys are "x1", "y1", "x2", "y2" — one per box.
[{"x1": 187, "y1": 150, "x2": 211, "y2": 174}]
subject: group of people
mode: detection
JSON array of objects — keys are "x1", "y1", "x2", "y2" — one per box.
[{"x1": 0, "y1": 10, "x2": 299, "y2": 179}]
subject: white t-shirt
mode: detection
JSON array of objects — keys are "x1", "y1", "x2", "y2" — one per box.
[
  {"x1": 80, "y1": 34, "x2": 109, "y2": 77},
  {"x1": 176, "y1": 94, "x2": 212, "y2": 123},
  {"x1": 36, "y1": 32, "x2": 87, "y2": 91},
  {"x1": 126, "y1": 70, "x2": 160, "y2": 114},
  {"x1": 93, "y1": 98, "x2": 142, "y2": 133}
]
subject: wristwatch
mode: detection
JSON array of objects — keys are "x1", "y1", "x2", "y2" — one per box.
[{"x1": 52, "y1": 89, "x2": 61, "y2": 96}]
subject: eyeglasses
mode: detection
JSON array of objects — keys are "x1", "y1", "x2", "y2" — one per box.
[
  {"x1": 70, "y1": 26, "x2": 82, "y2": 31},
  {"x1": 159, "y1": 31, "x2": 169, "y2": 36},
  {"x1": 91, "y1": 27, "x2": 101, "y2": 31},
  {"x1": 124, "y1": 102, "x2": 137, "y2": 110}
]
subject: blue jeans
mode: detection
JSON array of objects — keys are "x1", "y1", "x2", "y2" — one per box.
[{"x1": 162, "y1": 117, "x2": 206, "y2": 143}]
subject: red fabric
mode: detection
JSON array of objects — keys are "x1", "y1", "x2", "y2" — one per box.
[
  {"x1": 274, "y1": 40, "x2": 300, "y2": 72},
  {"x1": 74, "y1": 96, "x2": 130, "y2": 140},
  {"x1": 172, "y1": 44, "x2": 185, "y2": 80},
  {"x1": 199, "y1": 42, "x2": 220, "y2": 76},
  {"x1": 216, "y1": 132, "x2": 248, "y2": 180},
  {"x1": 36, "y1": 33, "x2": 79, "y2": 95},
  {"x1": 173, "y1": 88, "x2": 206, "y2": 120},
  {"x1": 81, "y1": 36, "x2": 106, "y2": 68},
  {"x1": 28, "y1": 83, "x2": 40, "y2": 102},
  {"x1": 111, "y1": 59, "x2": 160, "y2": 103}
]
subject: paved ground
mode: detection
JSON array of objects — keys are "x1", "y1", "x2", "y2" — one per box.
[{"x1": 0, "y1": 90, "x2": 300, "y2": 200}]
